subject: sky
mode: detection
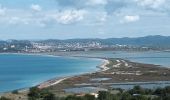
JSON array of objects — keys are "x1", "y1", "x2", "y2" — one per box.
[{"x1": 0, "y1": 0, "x2": 170, "y2": 40}]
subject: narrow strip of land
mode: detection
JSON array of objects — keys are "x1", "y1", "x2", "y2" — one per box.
[{"x1": 42, "y1": 58, "x2": 170, "y2": 94}]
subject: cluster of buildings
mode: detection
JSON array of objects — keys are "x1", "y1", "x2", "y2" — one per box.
[
  {"x1": 0, "y1": 40, "x2": 159, "y2": 53},
  {"x1": 30, "y1": 42, "x2": 152, "y2": 53}
]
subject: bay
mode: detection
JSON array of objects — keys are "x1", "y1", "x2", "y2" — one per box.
[{"x1": 0, "y1": 54, "x2": 102, "y2": 92}]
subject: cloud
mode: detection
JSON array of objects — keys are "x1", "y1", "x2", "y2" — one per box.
[
  {"x1": 95, "y1": 12, "x2": 108, "y2": 25},
  {"x1": 9, "y1": 17, "x2": 20, "y2": 25},
  {"x1": 0, "y1": 7, "x2": 6, "y2": 16},
  {"x1": 49, "y1": 9, "x2": 87, "y2": 24},
  {"x1": 135, "y1": 0, "x2": 166, "y2": 9},
  {"x1": 8, "y1": 17, "x2": 30, "y2": 25},
  {"x1": 30, "y1": 4, "x2": 42, "y2": 12},
  {"x1": 121, "y1": 15, "x2": 140, "y2": 23},
  {"x1": 105, "y1": 0, "x2": 127, "y2": 14},
  {"x1": 0, "y1": 0, "x2": 168, "y2": 28}
]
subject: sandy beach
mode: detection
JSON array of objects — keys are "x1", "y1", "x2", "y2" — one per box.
[
  {"x1": 37, "y1": 58, "x2": 110, "y2": 89},
  {"x1": 38, "y1": 77, "x2": 69, "y2": 89},
  {"x1": 42, "y1": 58, "x2": 170, "y2": 94},
  {"x1": 1, "y1": 56, "x2": 170, "y2": 100}
]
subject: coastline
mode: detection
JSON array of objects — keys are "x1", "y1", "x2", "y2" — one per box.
[
  {"x1": 1, "y1": 52, "x2": 170, "y2": 94},
  {"x1": 42, "y1": 57, "x2": 170, "y2": 94},
  {"x1": 1, "y1": 52, "x2": 170, "y2": 100},
  {"x1": 0, "y1": 53, "x2": 109, "y2": 92},
  {"x1": 37, "y1": 59, "x2": 110, "y2": 89}
]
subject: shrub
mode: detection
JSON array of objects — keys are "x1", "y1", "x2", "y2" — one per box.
[
  {"x1": 84, "y1": 94, "x2": 95, "y2": 100},
  {"x1": 0, "y1": 96, "x2": 11, "y2": 100},
  {"x1": 28, "y1": 87, "x2": 41, "y2": 100}
]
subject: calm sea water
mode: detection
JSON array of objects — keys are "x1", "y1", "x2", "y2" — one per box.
[
  {"x1": 73, "y1": 51, "x2": 170, "y2": 67},
  {"x1": 0, "y1": 54, "x2": 102, "y2": 92},
  {"x1": 1, "y1": 51, "x2": 170, "y2": 92}
]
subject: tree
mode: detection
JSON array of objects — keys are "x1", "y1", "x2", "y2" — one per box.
[
  {"x1": 165, "y1": 86, "x2": 170, "y2": 94},
  {"x1": 128, "y1": 86, "x2": 145, "y2": 95},
  {"x1": 121, "y1": 92, "x2": 132, "y2": 100},
  {"x1": 0, "y1": 97, "x2": 11, "y2": 100},
  {"x1": 65, "y1": 95, "x2": 83, "y2": 100},
  {"x1": 28, "y1": 87, "x2": 41, "y2": 100},
  {"x1": 43, "y1": 92, "x2": 55, "y2": 100},
  {"x1": 154, "y1": 88, "x2": 165, "y2": 96},
  {"x1": 98, "y1": 91, "x2": 108, "y2": 100},
  {"x1": 98, "y1": 91, "x2": 117, "y2": 100},
  {"x1": 131, "y1": 95, "x2": 148, "y2": 100},
  {"x1": 112, "y1": 95, "x2": 120, "y2": 100},
  {"x1": 83, "y1": 94, "x2": 95, "y2": 100}
]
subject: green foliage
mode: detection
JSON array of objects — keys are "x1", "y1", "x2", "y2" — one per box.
[
  {"x1": 121, "y1": 92, "x2": 132, "y2": 100},
  {"x1": 165, "y1": 86, "x2": 170, "y2": 94},
  {"x1": 28, "y1": 87, "x2": 56, "y2": 100},
  {"x1": 131, "y1": 95, "x2": 148, "y2": 100},
  {"x1": 28, "y1": 87, "x2": 41, "y2": 100},
  {"x1": 65, "y1": 95, "x2": 83, "y2": 100},
  {"x1": 26, "y1": 85, "x2": 170, "y2": 100},
  {"x1": 128, "y1": 85, "x2": 145, "y2": 95},
  {"x1": 98, "y1": 91, "x2": 120, "y2": 100},
  {"x1": 0, "y1": 97, "x2": 11, "y2": 100},
  {"x1": 43, "y1": 93, "x2": 55, "y2": 100},
  {"x1": 83, "y1": 94, "x2": 95, "y2": 100},
  {"x1": 153, "y1": 87, "x2": 166, "y2": 97},
  {"x1": 41, "y1": 90, "x2": 56, "y2": 100},
  {"x1": 113, "y1": 88, "x2": 123, "y2": 93},
  {"x1": 98, "y1": 91, "x2": 108, "y2": 100}
]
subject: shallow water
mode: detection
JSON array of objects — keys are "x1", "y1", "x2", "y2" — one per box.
[
  {"x1": 111, "y1": 81, "x2": 170, "y2": 90},
  {"x1": 64, "y1": 87, "x2": 107, "y2": 93}
]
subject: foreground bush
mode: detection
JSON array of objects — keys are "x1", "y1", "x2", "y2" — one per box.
[
  {"x1": 28, "y1": 87, "x2": 56, "y2": 100},
  {"x1": 0, "y1": 97, "x2": 11, "y2": 100},
  {"x1": 26, "y1": 85, "x2": 170, "y2": 100}
]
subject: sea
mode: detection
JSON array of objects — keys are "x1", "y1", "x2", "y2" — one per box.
[
  {"x1": 0, "y1": 51, "x2": 170, "y2": 92},
  {"x1": 72, "y1": 51, "x2": 170, "y2": 67},
  {"x1": 0, "y1": 54, "x2": 102, "y2": 92}
]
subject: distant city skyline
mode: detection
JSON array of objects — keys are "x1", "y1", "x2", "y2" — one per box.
[{"x1": 0, "y1": 0, "x2": 170, "y2": 39}]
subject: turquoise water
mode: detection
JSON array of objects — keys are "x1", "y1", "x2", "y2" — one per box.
[
  {"x1": 0, "y1": 54, "x2": 102, "y2": 92},
  {"x1": 1, "y1": 51, "x2": 170, "y2": 92}
]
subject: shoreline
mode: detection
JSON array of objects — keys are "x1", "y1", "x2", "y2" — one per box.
[
  {"x1": 43, "y1": 57, "x2": 170, "y2": 94},
  {"x1": 0, "y1": 52, "x2": 108, "y2": 93},
  {"x1": 37, "y1": 59, "x2": 110, "y2": 89},
  {"x1": 1, "y1": 52, "x2": 170, "y2": 94},
  {"x1": 1, "y1": 52, "x2": 170, "y2": 100}
]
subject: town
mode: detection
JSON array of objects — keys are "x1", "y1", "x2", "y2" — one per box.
[{"x1": 1, "y1": 35, "x2": 170, "y2": 53}]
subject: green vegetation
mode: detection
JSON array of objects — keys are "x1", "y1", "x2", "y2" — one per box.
[
  {"x1": 2, "y1": 86, "x2": 170, "y2": 100},
  {"x1": 0, "y1": 97, "x2": 11, "y2": 100},
  {"x1": 26, "y1": 86, "x2": 170, "y2": 100},
  {"x1": 28, "y1": 87, "x2": 56, "y2": 100}
]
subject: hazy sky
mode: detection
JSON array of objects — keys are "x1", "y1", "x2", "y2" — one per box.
[{"x1": 0, "y1": 0, "x2": 169, "y2": 39}]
